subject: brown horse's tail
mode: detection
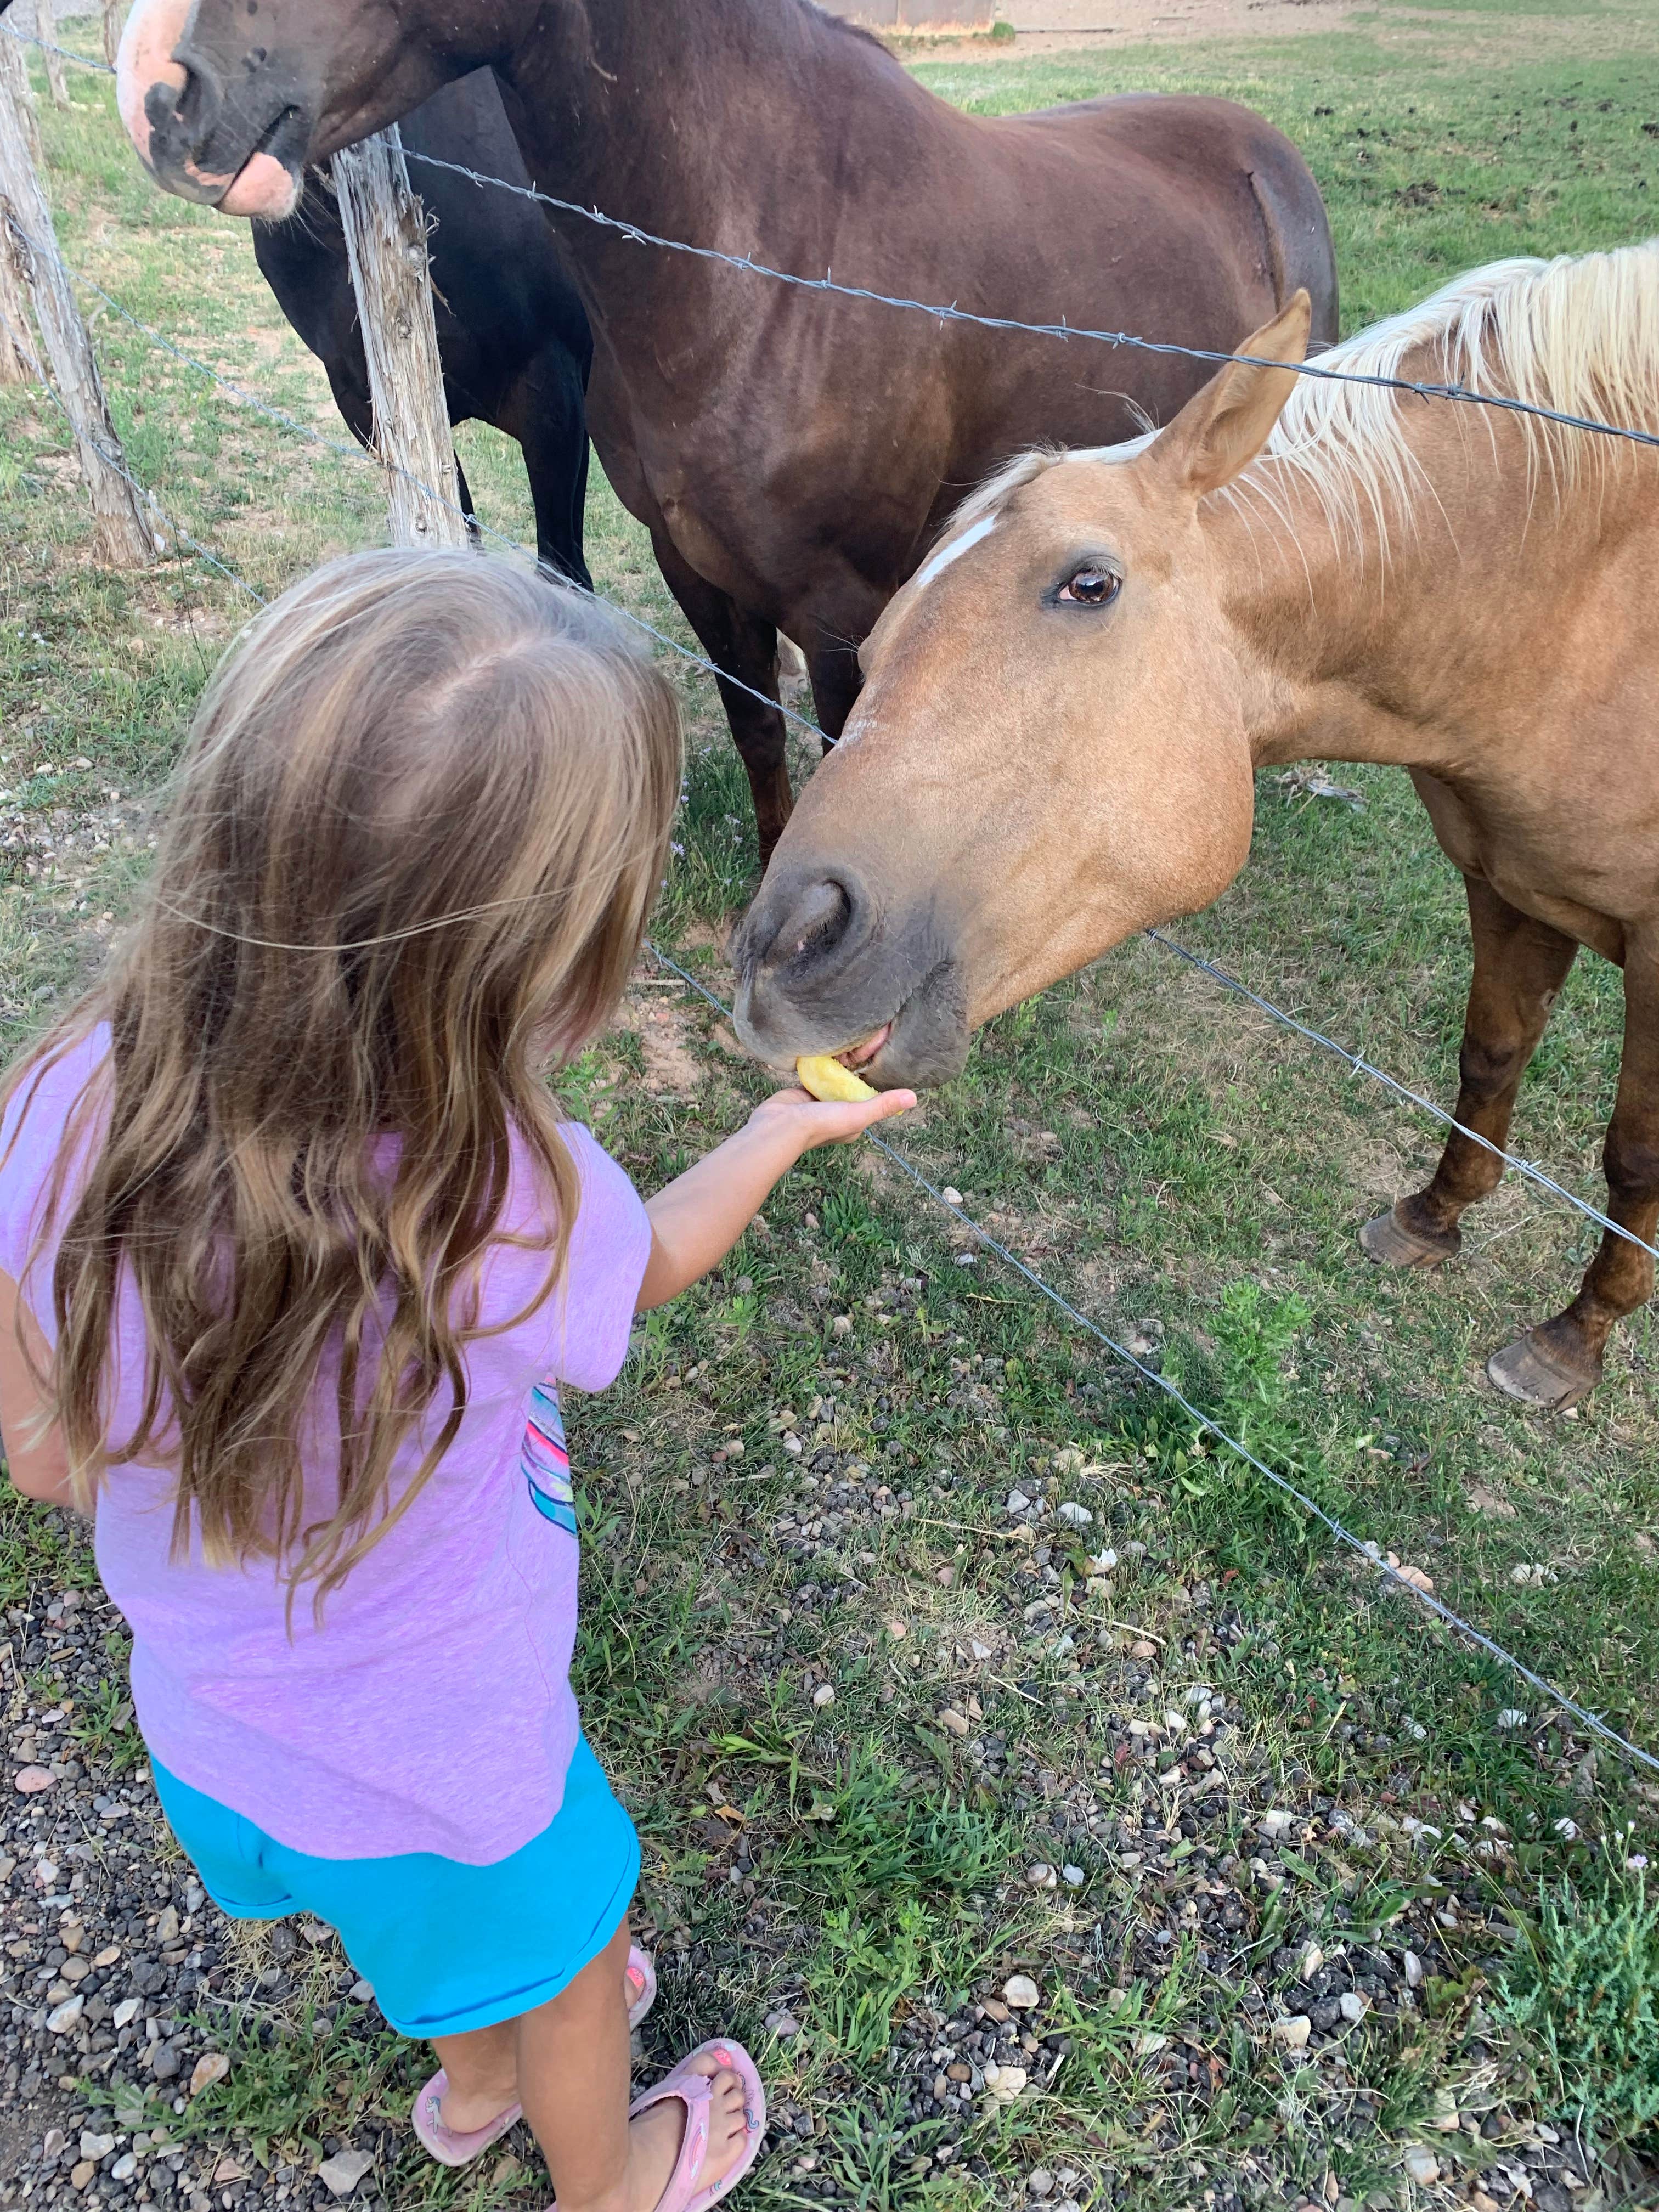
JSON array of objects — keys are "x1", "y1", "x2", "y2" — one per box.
[{"x1": 1248, "y1": 152, "x2": 1339, "y2": 352}]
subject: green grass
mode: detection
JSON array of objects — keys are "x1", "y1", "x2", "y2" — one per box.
[{"x1": 4, "y1": 4, "x2": 1659, "y2": 2207}]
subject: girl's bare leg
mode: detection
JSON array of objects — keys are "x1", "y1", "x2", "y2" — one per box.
[
  {"x1": 428, "y1": 2016, "x2": 518, "y2": 2133},
  {"x1": 429, "y1": 1935, "x2": 646, "y2": 2134},
  {"x1": 515, "y1": 1920, "x2": 751, "y2": 2212}
]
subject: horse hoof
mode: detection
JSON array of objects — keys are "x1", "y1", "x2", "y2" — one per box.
[
  {"x1": 1485, "y1": 1330, "x2": 1600, "y2": 1411},
  {"x1": 1359, "y1": 1202, "x2": 1460, "y2": 1269}
]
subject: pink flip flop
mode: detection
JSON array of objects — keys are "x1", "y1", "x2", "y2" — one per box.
[
  {"x1": 411, "y1": 1944, "x2": 658, "y2": 2166},
  {"x1": 624, "y1": 2038, "x2": 766, "y2": 2212}
]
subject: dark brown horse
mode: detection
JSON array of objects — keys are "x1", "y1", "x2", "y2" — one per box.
[{"x1": 116, "y1": 0, "x2": 1337, "y2": 854}]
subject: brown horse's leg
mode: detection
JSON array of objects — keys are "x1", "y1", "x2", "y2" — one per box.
[
  {"x1": 650, "y1": 534, "x2": 793, "y2": 859},
  {"x1": 1362, "y1": 874, "x2": 1577, "y2": 1267},
  {"x1": 807, "y1": 636, "x2": 865, "y2": 753},
  {"x1": 1488, "y1": 954, "x2": 1659, "y2": 1410}
]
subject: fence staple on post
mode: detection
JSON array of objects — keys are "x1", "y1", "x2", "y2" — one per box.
[
  {"x1": 331, "y1": 123, "x2": 470, "y2": 552},
  {"x1": 0, "y1": 29, "x2": 156, "y2": 563}
]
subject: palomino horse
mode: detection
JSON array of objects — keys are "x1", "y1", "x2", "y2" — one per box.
[
  {"x1": 734, "y1": 241, "x2": 1659, "y2": 1408},
  {"x1": 113, "y1": 0, "x2": 1336, "y2": 855}
]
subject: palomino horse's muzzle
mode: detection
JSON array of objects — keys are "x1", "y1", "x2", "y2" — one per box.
[{"x1": 732, "y1": 861, "x2": 970, "y2": 1092}]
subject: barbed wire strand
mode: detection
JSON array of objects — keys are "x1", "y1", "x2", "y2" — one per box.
[
  {"x1": 403, "y1": 146, "x2": 1659, "y2": 454},
  {"x1": 1146, "y1": 929, "x2": 1658, "y2": 1263},
  {"x1": 5, "y1": 24, "x2": 1658, "y2": 455},
  {"x1": 642, "y1": 938, "x2": 1659, "y2": 1779},
  {"x1": 6, "y1": 37, "x2": 1656, "y2": 1774}
]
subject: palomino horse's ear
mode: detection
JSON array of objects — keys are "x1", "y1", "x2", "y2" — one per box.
[{"x1": 1150, "y1": 290, "x2": 1313, "y2": 499}]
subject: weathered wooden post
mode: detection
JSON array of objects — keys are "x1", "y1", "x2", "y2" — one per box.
[
  {"x1": 0, "y1": 27, "x2": 155, "y2": 562},
  {"x1": 33, "y1": 1, "x2": 69, "y2": 108},
  {"x1": 0, "y1": 24, "x2": 43, "y2": 382},
  {"x1": 100, "y1": 0, "x2": 124, "y2": 69},
  {"x1": 331, "y1": 125, "x2": 470, "y2": 550}
]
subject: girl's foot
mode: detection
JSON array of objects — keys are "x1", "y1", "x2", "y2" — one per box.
[{"x1": 617, "y1": 2046, "x2": 759, "y2": 2212}]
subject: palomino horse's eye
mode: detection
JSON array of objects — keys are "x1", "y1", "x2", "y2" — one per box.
[{"x1": 1056, "y1": 566, "x2": 1122, "y2": 607}]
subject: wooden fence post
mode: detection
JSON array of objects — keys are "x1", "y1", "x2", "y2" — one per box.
[
  {"x1": 0, "y1": 25, "x2": 42, "y2": 383},
  {"x1": 331, "y1": 125, "x2": 469, "y2": 551},
  {"x1": 33, "y1": 1, "x2": 69, "y2": 108},
  {"x1": 0, "y1": 30, "x2": 155, "y2": 563},
  {"x1": 100, "y1": 0, "x2": 124, "y2": 69}
]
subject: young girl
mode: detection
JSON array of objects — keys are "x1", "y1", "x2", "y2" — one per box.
[{"x1": 0, "y1": 551, "x2": 911, "y2": 2212}]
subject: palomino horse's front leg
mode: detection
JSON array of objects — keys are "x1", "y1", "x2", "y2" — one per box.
[
  {"x1": 1487, "y1": 952, "x2": 1659, "y2": 1410},
  {"x1": 1362, "y1": 874, "x2": 1577, "y2": 1268}
]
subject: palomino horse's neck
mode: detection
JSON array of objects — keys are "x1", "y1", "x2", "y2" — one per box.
[{"x1": 1207, "y1": 398, "x2": 1637, "y2": 780}]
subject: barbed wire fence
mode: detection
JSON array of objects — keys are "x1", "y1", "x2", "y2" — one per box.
[{"x1": 2, "y1": 20, "x2": 1656, "y2": 1780}]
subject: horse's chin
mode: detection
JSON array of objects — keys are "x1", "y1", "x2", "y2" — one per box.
[{"x1": 218, "y1": 151, "x2": 301, "y2": 220}]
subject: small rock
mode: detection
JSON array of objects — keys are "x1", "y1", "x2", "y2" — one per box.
[
  {"x1": 1259, "y1": 1809, "x2": 1296, "y2": 1839},
  {"x1": 1403, "y1": 1949, "x2": 1423, "y2": 1989},
  {"x1": 764, "y1": 2009, "x2": 801, "y2": 2038},
  {"x1": 1006, "y1": 1490, "x2": 1032, "y2": 1516},
  {"x1": 1002, "y1": 1973, "x2": 1040, "y2": 2010},
  {"x1": 70, "y1": 2161, "x2": 96, "y2": 2192},
  {"x1": 830, "y1": 1314, "x2": 853, "y2": 1337},
  {"x1": 348, "y1": 1979, "x2": 375, "y2": 2005},
  {"x1": 985, "y1": 2062, "x2": 1028, "y2": 2102},
  {"x1": 1057, "y1": 1502, "x2": 1092, "y2": 1525},
  {"x1": 885, "y1": 1618, "x2": 907, "y2": 1640},
  {"x1": 316, "y1": 2149, "x2": 375, "y2": 2199},
  {"x1": 1028, "y1": 2174, "x2": 1055, "y2": 2200},
  {"x1": 148, "y1": 2041, "x2": 180, "y2": 2081},
  {"x1": 189, "y1": 2052, "x2": 230, "y2": 2097},
  {"x1": 110, "y1": 2155, "x2": 138, "y2": 2183},
  {"x1": 155, "y1": 1906, "x2": 179, "y2": 1944},
  {"x1": 1299, "y1": 1942, "x2": 1324, "y2": 1977},
  {"x1": 14, "y1": 1766, "x2": 54, "y2": 1793},
  {"x1": 112, "y1": 1997, "x2": 142, "y2": 2030},
  {"x1": 941, "y1": 1188, "x2": 963, "y2": 1207},
  {"x1": 1027, "y1": 1863, "x2": 1057, "y2": 1888},
  {"x1": 43, "y1": 2130, "x2": 67, "y2": 2159},
  {"x1": 298, "y1": 1917, "x2": 333, "y2": 1946},
  {"x1": 811, "y1": 1683, "x2": 835, "y2": 1709},
  {"x1": 1270, "y1": 2014, "x2": 1311, "y2": 2050},
  {"x1": 1339, "y1": 1991, "x2": 1367, "y2": 2023},
  {"x1": 1401, "y1": 2147, "x2": 1438, "y2": 2188},
  {"x1": 1496, "y1": 1708, "x2": 1527, "y2": 1730},
  {"x1": 1062, "y1": 1864, "x2": 1085, "y2": 1887},
  {"x1": 80, "y1": 2135, "x2": 115, "y2": 2162},
  {"x1": 1130, "y1": 1638, "x2": 1157, "y2": 1659},
  {"x1": 46, "y1": 1994, "x2": 84, "y2": 2034},
  {"x1": 939, "y1": 1708, "x2": 970, "y2": 1737}
]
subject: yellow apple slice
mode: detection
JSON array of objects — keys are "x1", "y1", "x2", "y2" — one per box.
[{"x1": 796, "y1": 1052, "x2": 877, "y2": 1103}]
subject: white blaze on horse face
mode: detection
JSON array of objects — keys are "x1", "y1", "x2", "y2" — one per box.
[
  {"x1": 912, "y1": 510, "x2": 998, "y2": 596},
  {"x1": 116, "y1": 0, "x2": 191, "y2": 168},
  {"x1": 117, "y1": 0, "x2": 299, "y2": 216}
]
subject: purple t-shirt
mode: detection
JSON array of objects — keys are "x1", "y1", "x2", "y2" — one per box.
[{"x1": 0, "y1": 1029, "x2": 651, "y2": 1865}]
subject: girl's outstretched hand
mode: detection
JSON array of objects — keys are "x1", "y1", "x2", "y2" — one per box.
[
  {"x1": 747, "y1": 1084, "x2": 917, "y2": 1156},
  {"x1": 638, "y1": 1081, "x2": 917, "y2": 1309}
]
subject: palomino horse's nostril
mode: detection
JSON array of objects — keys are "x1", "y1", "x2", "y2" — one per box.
[{"x1": 777, "y1": 878, "x2": 853, "y2": 966}]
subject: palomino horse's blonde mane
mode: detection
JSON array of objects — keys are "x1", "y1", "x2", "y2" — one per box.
[{"x1": 919, "y1": 237, "x2": 1659, "y2": 572}]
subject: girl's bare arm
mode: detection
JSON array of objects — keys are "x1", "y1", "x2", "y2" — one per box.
[
  {"x1": 637, "y1": 1086, "x2": 914, "y2": 1311},
  {"x1": 0, "y1": 1270, "x2": 78, "y2": 1506}
]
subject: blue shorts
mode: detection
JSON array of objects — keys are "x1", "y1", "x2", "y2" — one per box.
[{"x1": 150, "y1": 1735, "x2": 639, "y2": 2040}]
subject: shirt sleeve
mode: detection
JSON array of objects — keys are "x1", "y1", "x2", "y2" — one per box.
[{"x1": 542, "y1": 1123, "x2": 651, "y2": 1393}]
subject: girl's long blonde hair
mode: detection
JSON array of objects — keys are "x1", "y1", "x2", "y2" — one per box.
[{"x1": 7, "y1": 549, "x2": 681, "y2": 1604}]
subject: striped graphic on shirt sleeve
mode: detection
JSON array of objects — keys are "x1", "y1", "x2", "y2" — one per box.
[{"x1": 520, "y1": 1379, "x2": 578, "y2": 1535}]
